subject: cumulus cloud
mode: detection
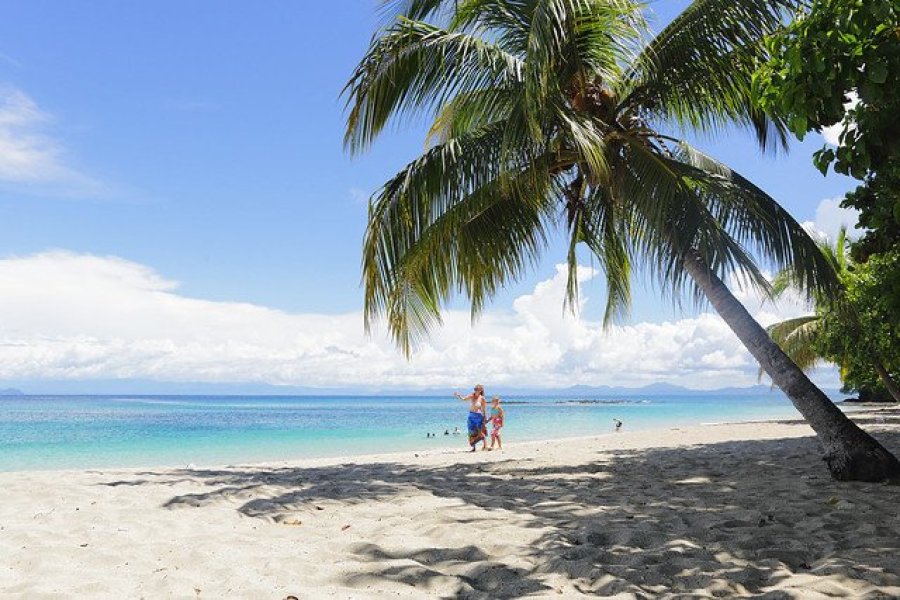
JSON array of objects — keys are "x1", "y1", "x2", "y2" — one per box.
[
  {"x1": 0, "y1": 87, "x2": 104, "y2": 197},
  {"x1": 0, "y1": 251, "x2": 831, "y2": 390},
  {"x1": 801, "y1": 197, "x2": 861, "y2": 241}
]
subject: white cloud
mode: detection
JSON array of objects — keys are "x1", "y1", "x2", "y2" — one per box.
[
  {"x1": 0, "y1": 87, "x2": 104, "y2": 197},
  {"x1": 801, "y1": 197, "x2": 861, "y2": 241},
  {"x1": 820, "y1": 91, "x2": 859, "y2": 146},
  {"x1": 821, "y1": 122, "x2": 843, "y2": 147},
  {"x1": 0, "y1": 251, "x2": 834, "y2": 390}
]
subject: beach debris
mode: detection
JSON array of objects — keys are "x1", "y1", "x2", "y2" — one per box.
[
  {"x1": 286, "y1": 596, "x2": 299, "y2": 600},
  {"x1": 274, "y1": 514, "x2": 303, "y2": 526},
  {"x1": 79, "y1": 543, "x2": 88, "y2": 548},
  {"x1": 341, "y1": 524, "x2": 351, "y2": 531},
  {"x1": 825, "y1": 495, "x2": 840, "y2": 505},
  {"x1": 315, "y1": 505, "x2": 324, "y2": 511}
]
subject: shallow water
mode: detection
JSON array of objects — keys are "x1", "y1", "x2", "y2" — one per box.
[{"x1": 0, "y1": 392, "x2": 814, "y2": 471}]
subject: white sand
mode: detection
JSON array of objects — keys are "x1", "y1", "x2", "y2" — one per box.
[{"x1": 2, "y1": 409, "x2": 899, "y2": 599}]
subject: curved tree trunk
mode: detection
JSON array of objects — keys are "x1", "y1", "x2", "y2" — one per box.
[
  {"x1": 874, "y1": 363, "x2": 900, "y2": 403},
  {"x1": 682, "y1": 251, "x2": 900, "y2": 481}
]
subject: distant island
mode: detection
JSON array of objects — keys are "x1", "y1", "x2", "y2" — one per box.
[{"x1": 0, "y1": 388, "x2": 24, "y2": 397}]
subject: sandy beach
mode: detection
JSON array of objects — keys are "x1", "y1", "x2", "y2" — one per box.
[{"x1": 2, "y1": 409, "x2": 899, "y2": 599}]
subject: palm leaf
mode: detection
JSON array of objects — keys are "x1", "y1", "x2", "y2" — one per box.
[
  {"x1": 579, "y1": 184, "x2": 633, "y2": 324},
  {"x1": 364, "y1": 118, "x2": 557, "y2": 352},
  {"x1": 760, "y1": 315, "x2": 821, "y2": 380},
  {"x1": 674, "y1": 143, "x2": 840, "y2": 298},
  {"x1": 426, "y1": 87, "x2": 520, "y2": 145},
  {"x1": 620, "y1": 0, "x2": 796, "y2": 150},
  {"x1": 344, "y1": 20, "x2": 523, "y2": 153}
]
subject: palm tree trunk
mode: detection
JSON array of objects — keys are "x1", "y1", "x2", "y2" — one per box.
[
  {"x1": 682, "y1": 251, "x2": 900, "y2": 481},
  {"x1": 874, "y1": 363, "x2": 900, "y2": 403}
]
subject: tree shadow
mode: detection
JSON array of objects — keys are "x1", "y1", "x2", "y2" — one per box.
[{"x1": 100, "y1": 417, "x2": 900, "y2": 598}]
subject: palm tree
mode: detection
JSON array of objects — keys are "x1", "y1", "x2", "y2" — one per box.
[
  {"x1": 344, "y1": 0, "x2": 899, "y2": 480},
  {"x1": 766, "y1": 228, "x2": 900, "y2": 402}
]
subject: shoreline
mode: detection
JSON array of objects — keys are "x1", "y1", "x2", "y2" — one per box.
[
  {"x1": 0, "y1": 404, "x2": 888, "y2": 476},
  {"x1": 1, "y1": 407, "x2": 898, "y2": 597},
  {"x1": 0, "y1": 391, "x2": 821, "y2": 474}
]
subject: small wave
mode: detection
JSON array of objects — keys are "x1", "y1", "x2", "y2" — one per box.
[
  {"x1": 112, "y1": 398, "x2": 200, "y2": 407},
  {"x1": 554, "y1": 399, "x2": 651, "y2": 406}
]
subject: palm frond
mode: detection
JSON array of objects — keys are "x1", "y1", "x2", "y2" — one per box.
[
  {"x1": 675, "y1": 142, "x2": 841, "y2": 299},
  {"x1": 378, "y1": 0, "x2": 456, "y2": 23},
  {"x1": 620, "y1": 0, "x2": 796, "y2": 151},
  {"x1": 579, "y1": 184, "x2": 633, "y2": 324},
  {"x1": 364, "y1": 120, "x2": 555, "y2": 353},
  {"x1": 344, "y1": 20, "x2": 523, "y2": 153},
  {"x1": 451, "y1": 0, "x2": 534, "y2": 52},
  {"x1": 764, "y1": 315, "x2": 822, "y2": 373},
  {"x1": 603, "y1": 135, "x2": 770, "y2": 310},
  {"x1": 524, "y1": 0, "x2": 642, "y2": 134},
  {"x1": 426, "y1": 86, "x2": 520, "y2": 145}
]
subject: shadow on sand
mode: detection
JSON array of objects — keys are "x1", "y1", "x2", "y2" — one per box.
[{"x1": 101, "y1": 411, "x2": 900, "y2": 598}]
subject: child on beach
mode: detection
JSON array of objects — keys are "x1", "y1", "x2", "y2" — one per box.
[{"x1": 488, "y1": 396, "x2": 505, "y2": 450}]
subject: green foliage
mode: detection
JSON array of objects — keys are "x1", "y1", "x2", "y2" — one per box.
[
  {"x1": 816, "y1": 250, "x2": 900, "y2": 398},
  {"x1": 754, "y1": 0, "x2": 900, "y2": 260},
  {"x1": 346, "y1": 0, "x2": 836, "y2": 354},
  {"x1": 766, "y1": 230, "x2": 899, "y2": 400},
  {"x1": 844, "y1": 175, "x2": 900, "y2": 261},
  {"x1": 764, "y1": 229, "x2": 846, "y2": 374},
  {"x1": 755, "y1": 0, "x2": 900, "y2": 398}
]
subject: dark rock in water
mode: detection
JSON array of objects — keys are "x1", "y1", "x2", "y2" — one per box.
[
  {"x1": 840, "y1": 387, "x2": 897, "y2": 403},
  {"x1": 840, "y1": 395, "x2": 897, "y2": 404}
]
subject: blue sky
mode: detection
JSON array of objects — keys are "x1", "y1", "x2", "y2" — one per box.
[{"x1": 0, "y1": 1, "x2": 858, "y2": 392}]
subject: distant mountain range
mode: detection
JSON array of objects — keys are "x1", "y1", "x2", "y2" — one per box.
[{"x1": 556, "y1": 383, "x2": 780, "y2": 397}]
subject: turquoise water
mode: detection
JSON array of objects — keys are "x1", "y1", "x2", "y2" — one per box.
[{"x1": 0, "y1": 393, "x2": 813, "y2": 471}]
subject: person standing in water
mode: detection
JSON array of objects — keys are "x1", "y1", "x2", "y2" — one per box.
[
  {"x1": 454, "y1": 384, "x2": 487, "y2": 451},
  {"x1": 488, "y1": 396, "x2": 505, "y2": 450}
]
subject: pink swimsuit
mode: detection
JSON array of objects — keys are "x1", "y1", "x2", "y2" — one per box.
[{"x1": 490, "y1": 408, "x2": 503, "y2": 437}]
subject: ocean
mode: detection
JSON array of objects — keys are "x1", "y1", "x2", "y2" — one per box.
[{"x1": 0, "y1": 392, "x2": 827, "y2": 471}]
